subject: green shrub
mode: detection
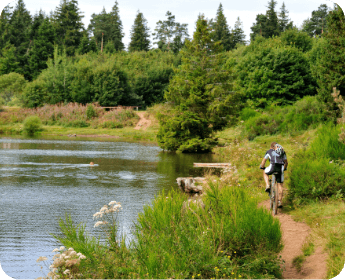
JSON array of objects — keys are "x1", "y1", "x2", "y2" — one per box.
[
  {"x1": 134, "y1": 184, "x2": 283, "y2": 278},
  {"x1": 23, "y1": 116, "x2": 43, "y2": 136},
  {"x1": 289, "y1": 124, "x2": 345, "y2": 202},
  {"x1": 100, "y1": 121, "x2": 123, "y2": 129},
  {"x1": 243, "y1": 96, "x2": 327, "y2": 140},
  {"x1": 63, "y1": 120, "x2": 90, "y2": 128},
  {"x1": 239, "y1": 108, "x2": 259, "y2": 121},
  {"x1": 86, "y1": 104, "x2": 97, "y2": 119},
  {"x1": 0, "y1": 72, "x2": 27, "y2": 105}
]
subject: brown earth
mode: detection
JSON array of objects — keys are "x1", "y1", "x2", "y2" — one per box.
[
  {"x1": 134, "y1": 111, "x2": 151, "y2": 130},
  {"x1": 259, "y1": 200, "x2": 328, "y2": 279}
]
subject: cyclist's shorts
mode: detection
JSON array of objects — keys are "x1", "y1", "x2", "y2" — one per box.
[{"x1": 265, "y1": 164, "x2": 284, "y2": 183}]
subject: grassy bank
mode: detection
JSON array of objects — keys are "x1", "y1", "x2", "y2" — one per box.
[{"x1": 0, "y1": 104, "x2": 159, "y2": 143}]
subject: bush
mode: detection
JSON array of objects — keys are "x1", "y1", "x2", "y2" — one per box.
[
  {"x1": 0, "y1": 72, "x2": 27, "y2": 105},
  {"x1": 23, "y1": 116, "x2": 43, "y2": 136},
  {"x1": 289, "y1": 124, "x2": 345, "y2": 202},
  {"x1": 243, "y1": 96, "x2": 327, "y2": 140},
  {"x1": 86, "y1": 104, "x2": 97, "y2": 119},
  {"x1": 134, "y1": 185, "x2": 283, "y2": 278},
  {"x1": 63, "y1": 120, "x2": 90, "y2": 128}
]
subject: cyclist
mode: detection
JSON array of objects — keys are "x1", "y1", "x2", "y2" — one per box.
[{"x1": 260, "y1": 142, "x2": 288, "y2": 208}]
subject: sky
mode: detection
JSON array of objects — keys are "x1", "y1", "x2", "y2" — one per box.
[{"x1": 0, "y1": 0, "x2": 344, "y2": 49}]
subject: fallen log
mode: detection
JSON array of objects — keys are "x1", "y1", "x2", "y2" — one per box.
[{"x1": 193, "y1": 163, "x2": 231, "y2": 168}]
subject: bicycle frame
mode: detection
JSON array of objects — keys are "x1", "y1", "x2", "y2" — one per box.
[{"x1": 269, "y1": 173, "x2": 279, "y2": 215}]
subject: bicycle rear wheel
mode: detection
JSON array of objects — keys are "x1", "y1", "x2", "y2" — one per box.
[{"x1": 272, "y1": 175, "x2": 278, "y2": 215}]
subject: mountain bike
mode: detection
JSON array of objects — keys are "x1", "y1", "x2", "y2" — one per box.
[{"x1": 269, "y1": 172, "x2": 279, "y2": 215}]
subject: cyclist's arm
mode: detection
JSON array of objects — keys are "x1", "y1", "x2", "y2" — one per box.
[{"x1": 260, "y1": 158, "x2": 267, "y2": 169}]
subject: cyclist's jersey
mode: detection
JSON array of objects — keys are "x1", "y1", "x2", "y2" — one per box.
[{"x1": 264, "y1": 149, "x2": 287, "y2": 165}]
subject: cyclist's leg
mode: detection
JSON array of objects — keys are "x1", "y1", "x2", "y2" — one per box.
[
  {"x1": 276, "y1": 165, "x2": 284, "y2": 205},
  {"x1": 264, "y1": 164, "x2": 273, "y2": 192},
  {"x1": 263, "y1": 170, "x2": 270, "y2": 187}
]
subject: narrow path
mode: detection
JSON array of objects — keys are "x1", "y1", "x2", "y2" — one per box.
[
  {"x1": 134, "y1": 112, "x2": 151, "y2": 130},
  {"x1": 260, "y1": 200, "x2": 328, "y2": 279}
]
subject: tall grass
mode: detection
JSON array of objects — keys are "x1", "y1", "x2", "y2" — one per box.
[
  {"x1": 46, "y1": 185, "x2": 283, "y2": 279},
  {"x1": 243, "y1": 96, "x2": 327, "y2": 140},
  {"x1": 289, "y1": 124, "x2": 345, "y2": 203},
  {"x1": 0, "y1": 103, "x2": 139, "y2": 129}
]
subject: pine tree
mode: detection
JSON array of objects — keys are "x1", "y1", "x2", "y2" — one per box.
[
  {"x1": 53, "y1": 0, "x2": 84, "y2": 56},
  {"x1": 87, "y1": 1, "x2": 124, "y2": 52},
  {"x1": 29, "y1": 18, "x2": 56, "y2": 79},
  {"x1": 0, "y1": 4, "x2": 13, "y2": 50},
  {"x1": 212, "y1": 3, "x2": 232, "y2": 51},
  {"x1": 6, "y1": 0, "x2": 32, "y2": 79},
  {"x1": 129, "y1": 11, "x2": 150, "y2": 52},
  {"x1": 250, "y1": 14, "x2": 268, "y2": 41},
  {"x1": 108, "y1": 1, "x2": 124, "y2": 51},
  {"x1": 158, "y1": 15, "x2": 240, "y2": 152},
  {"x1": 278, "y1": 2, "x2": 293, "y2": 32},
  {"x1": 30, "y1": 10, "x2": 45, "y2": 41},
  {"x1": 0, "y1": 43, "x2": 20, "y2": 75},
  {"x1": 153, "y1": 11, "x2": 189, "y2": 52},
  {"x1": 265, "y1": 0, "x2": 280, "y2": 37},
  {"x1": 313, "y1": 5, "x2": 345, "y2": 105},
  {"x1": 77, "y1": 35, "x2": 90, "y2": 54},
  {"x1": 231, "y1": 17, "x2": 246, "y2": 47},
  {"x1": 302, "y1": 4, "x2": 329, "y2": 37}
]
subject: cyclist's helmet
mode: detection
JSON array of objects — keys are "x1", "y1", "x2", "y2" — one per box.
[{"x1": 275, "y1": 143, "x2": 284, "y2": 156}]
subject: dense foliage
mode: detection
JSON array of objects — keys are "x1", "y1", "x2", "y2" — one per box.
[{"x1": 157, "y1": 16, "x2": 241, "y2": 152}]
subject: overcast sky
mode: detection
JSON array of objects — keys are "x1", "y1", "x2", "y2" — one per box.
[{"x1": 0, "y1": 0, "x2": 344, "y2": 49}]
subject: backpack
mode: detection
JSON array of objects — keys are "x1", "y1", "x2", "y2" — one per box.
[{"x1": 275, "y1": 143, "x2": 285, "y2": 157}]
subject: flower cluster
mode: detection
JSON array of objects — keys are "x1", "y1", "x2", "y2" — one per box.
[
  {"x1": 36, "y1": 246, "x2": 86, "y2": 279},
  {"x1": 93, "y1": 201, "x2": 122, "y2": 227}
]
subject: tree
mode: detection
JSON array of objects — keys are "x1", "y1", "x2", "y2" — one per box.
[
  {"x1": 87, "y1": 1, "x2": 125, "y2": 52},
  {"x1": 302, "y1": 4, "x2": 329, "y2": 37},
  {"x1": 212, "y1": 3, "x2": 232, "y2": 51},
  {"x1": 0, "y1": 4, "x2": 13, "y2": 50},
  {"x1": 250, "y1": 0, "x2": 280, "y2": 41},
  {"x1": 278, "y1": 2, "x2": 293, "y2": 32},
  {"x1": 235, "y1": 38, "x2": 316, "y2": 108},
  {"x1": 129, "y1": 11, "x2": 150, "y2": 52},
  {"x1": 77, "y1": 34, "x2": 98, "y2": 54},
  {"x1": 29, "y1": 18, "x2": 56, "y2": 79},
  {"x1": 265, "y1": 0, "x2": 280, "y2": 37},
  {"x1": 311, "y1": 5, "x2": 345, "y2": 106},
  {"x1": 231, "y1": 17, "x2": 246, "y2": 47},
  {"x1": 0, "y1": 72, "x2": 27, "y2": 104},
  {"x1": 157, "y1": 15, "x2": 240, "y2": 152},
  {"x1": 0, "y1": 43, "x2": 20, "y2": 75},
  {"x1": 152, "y1": 11, "x2": 189, "y2": 52},
  {"x1": 6, "y1": 0, "x2": 32, "y2": 79},
  {"x1": 53, "y1": 0, "x2": 84, "y2": 56}
]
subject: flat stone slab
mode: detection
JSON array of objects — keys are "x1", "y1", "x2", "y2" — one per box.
[{"x1": 176, "y1": 177, "x2": 205, "y2": 193}]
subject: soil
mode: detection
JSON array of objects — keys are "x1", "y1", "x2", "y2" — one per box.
[
  {"x1": 259, "y1": 200, "x2": 328, "y2": 279},
  {"x1": 134, "y1": 112, "x2": 151, "y2": 130}
]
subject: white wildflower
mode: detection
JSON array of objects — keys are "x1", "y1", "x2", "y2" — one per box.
[
  {"x1": 68, "y1": 247, "x2": 74, "y2": 251},
  {"x1": 52, "y1": 254, "x2": 61, "y2": 260},
  {"x1": 36, "y1": 256, "x2": 48, "y2": 262},
  {"x1": 49, "y1": 264, "x2": 55, "y2": 269},
  {"x1": 100, "y1": 205, "x2": 108, "y2": 212},
  {"x1": 79, "y1": 254, "x2": 86, "y2": 259},
  {"x1": 108, "y1": 201, "x2": 117, "y2": 206},
  {"x1": 63, "y1": 269, "x2": 70, "y2": 275},
  {"x1": 64, "y1": 255, "x2": 70, "y2": 259},
  {"x1": 52, "y1": 248, "x2": 59, "y2": 252},
  {"x1": 69, "y1": 251, "x2": 76, "y2": 256},
  {"x1": 59, "y1": 246, "x2": 65, "y2": 250},
  {"x1": 61, "y1": 253, "x2": 66, "y2": 258},
  {"x1": 93, "y1": 211, "x2": 103, "y2": 219},
  {"x1": 94, "y1": 221, "x2": 108, "y2": 227},
  {"x1": 76, "y1": 253, "x2": 83, "y2": 256}
]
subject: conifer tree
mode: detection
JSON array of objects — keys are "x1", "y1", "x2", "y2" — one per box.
[
  {"x1": 212, "y1": 3, "x2": 232, "y2": 51},
  {"x1": 231, "y1": 17, "x2": 246, "y2": 47},
  {"x1": 302, "y1": 4, "x2": 329, "y2": 37},
  {"x1": 108, "y1": 1, "x2": 124, "y2": 51},
  {"x1": 30, "y1": 10, "x2": 45, "y2": 41},
  {"x1": 0, "y1": 4, "x2": 13, "y2": 50},
  {"x1": 250, "y1": 14, "x2": 268, "y2": 41},
  {"x1": 158, "y1": 15, "x2": 240, "y2": 152},
  {"x1": 278, "y1": 2, "x2": 293, "y2": 32},
  {"x1": 313, "y1": 5, "x2": 345, "y2": 105},
  {"x1": 77, "y1": 35, "x2": 90, "y2": 54},
  {"x1": 153, "y1": 11, "x2": 188, "y2": 52},
  {"x1": 265, "y1": 0, "x2": 280, "y2": 37},
  {"x1": 29, "y1": 18, "x2": 56, "y2": 79},
  {"x1": 5, "y1": 0, "x2": 32, "y2": 78},
  {"x1": 129, "y1": 11, "x2": 150, "y2": 52},
  {"x1": 53, "y1": 0, "x2": 84, "y2": 56},
  {"x1": 0, "y1": 43, "x2": 19, "y2": 75}
]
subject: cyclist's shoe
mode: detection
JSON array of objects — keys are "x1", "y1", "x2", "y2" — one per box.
[
  {"x1": 278, "y1": 201, "x2": 283, "y2": 208},
  {"x1": 265, "y1": 186, "x2": 271, "y2": 193}
]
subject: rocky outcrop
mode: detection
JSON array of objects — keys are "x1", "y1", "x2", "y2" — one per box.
[{"x1": 176, "y1": 177, "x2": 205, "y2": 193}]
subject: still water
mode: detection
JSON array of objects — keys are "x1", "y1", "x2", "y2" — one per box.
[{"x1": 0, "y1": 137, "x2": 222, "y2": 279}]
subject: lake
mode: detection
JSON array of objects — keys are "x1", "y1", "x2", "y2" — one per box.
[{"x1": 0, "y1": 137, "x2": 223, "y2": 279}]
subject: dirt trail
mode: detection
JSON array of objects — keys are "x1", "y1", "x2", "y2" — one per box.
[
  {"x1": 134, "y1": 111, "x2": 151, "y2": 130},
  {"x1": 260, "y1": 200, "x2": 328, "y2": 279}
]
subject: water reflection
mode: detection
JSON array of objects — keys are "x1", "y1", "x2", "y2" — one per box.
[{"x1": 0, "y1": 137, "x2": 224, "y2": 279}]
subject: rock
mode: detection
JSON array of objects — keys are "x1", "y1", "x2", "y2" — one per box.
[{"x1": 176, "y1": 177, "x2": 205, "y2": 193}]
